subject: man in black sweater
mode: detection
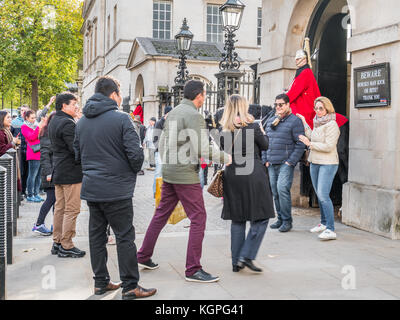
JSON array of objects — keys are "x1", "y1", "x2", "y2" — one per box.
[{"x1": 74, "y1": 76, "x2": 156, "y2": 300}]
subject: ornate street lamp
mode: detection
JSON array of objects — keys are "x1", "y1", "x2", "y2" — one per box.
[
  {"x1": 216, "y1": 0, "x2": 246, "y2": 108},
  {"x1": 220, "y1": 0, "x2": 245, "y2": 32},
  {"x1": 173, "y1": 18, "x2": 193, "y2": 105}
]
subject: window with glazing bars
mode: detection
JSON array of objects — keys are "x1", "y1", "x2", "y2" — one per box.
[
  {"x1": 257, "y1": 7, "x2": 262, "y2": 46},
  {"x1": 153, "y1": 1, "x2": 171, "y2": 39},
  {"x1": 207, "y1": 4, "x2": 223, "y2": 43}
]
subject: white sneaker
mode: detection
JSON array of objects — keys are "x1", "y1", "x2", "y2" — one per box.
[
  {"x1": 310, "y1": 224, "x2": 327, "y2": 233},
  {"x1": 318, "y1": 229, "x2": 337, "y2": 241}
]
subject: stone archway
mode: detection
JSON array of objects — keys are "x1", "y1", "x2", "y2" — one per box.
[
  {"x1": 134, "y1": 74, "x2": 144, "y2": 104},
  {"x1": 284, "y1": 0, "x2": 355, "y2": 58},
  {"x1": 280, "y1": 0, "x2": 354, "y2": 208}
]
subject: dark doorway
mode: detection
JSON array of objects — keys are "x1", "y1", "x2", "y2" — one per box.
[
  {"x1": 301, "y1": 4, "x2": 350, "y2": 208},
  {"x1": 317, "y1": 13, "x2": 348, "y2": 117}
]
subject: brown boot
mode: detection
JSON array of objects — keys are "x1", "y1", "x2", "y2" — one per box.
[
  {"x1": 94, "y1": 281, "x2": 122, "y2": 295},
  {"x1": 121, "y1": 285, "x2": 157, "y2": 300}
]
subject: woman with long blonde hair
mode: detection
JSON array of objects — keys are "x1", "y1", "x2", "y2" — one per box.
[{"x1": 219, "y1": 95, "x2": 275, "y2": 273}]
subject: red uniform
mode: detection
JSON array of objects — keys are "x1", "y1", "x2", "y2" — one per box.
[
  {"x1": 335, "y1": 113, "x2": 348, "y2": 128},
  {"x1": 131, "y1": 104, "x2": 144, "y2": 124},
  {"x1": 287, "y1": 67, "x2": 321, "y2": 129}
]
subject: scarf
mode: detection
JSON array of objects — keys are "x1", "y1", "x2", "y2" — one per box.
[
  {"x1": 314, "y1": 113, "x2": 336, "y2": 129},
  {"x1": 23, "y1": 120, "x2": 38, "y2": 130},
  {"x1": 3, "y1": 128, "x2": 14, "y2": 145},
  {"x1": 271, "y1": 109, "x2": 292, "y2": 130}
]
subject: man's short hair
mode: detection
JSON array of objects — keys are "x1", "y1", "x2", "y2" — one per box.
[
  {"x1": 95, "y1": 76, "x2": 121, "y2": 97},
  {"x1": 55, "y1": 92, "x2": 78, "y2": 111},
  {"x1": 275, "y1": 93, "x2": 290, "y2": 104},
  {"x1": 184, "y1": 80, "x2": 204, "y2": 101}
]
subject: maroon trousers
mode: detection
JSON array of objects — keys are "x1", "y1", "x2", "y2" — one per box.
[{"x1": 137, "y1": 182, "x2": 206, "y2": 276}]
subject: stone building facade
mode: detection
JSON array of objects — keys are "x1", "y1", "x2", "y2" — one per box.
[
  {"x1": 259, "y1": 0, "x2": 400, "y2": 239},
  {"x1": 81, "y1": 0, "x2": 262, "y2": 123},
  {"x1": 82, "y1": 0, "x2": 400, "y2": 240}
]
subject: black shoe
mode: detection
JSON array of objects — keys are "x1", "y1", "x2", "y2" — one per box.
[
  {"x1": 51, "y1": 242, "x2": 61, "y2": 255},
  {"x1": 270, "y1": 220, "x2": 283, "y2": 229},
  {"x1": 279, "y1": 223, "x2": 293, "y2": 233},
  {"x1": 238, "y1": 258, "x2": 263, "y2": 273},
  {"x1": 185, "y1": 269, "x2": 219, "y2": 283},
  {"x1": 232, "y1": 264, "x2": 244, "y2": 273},
  {"x1": 138, "y1": 259, "x2": 159, "y2": 270},
  {"x1": 137, "y1": 170, "x2": 145, "y2": 176},
  {"x1": 58, "y1": 246, "x2": 86, "y2": 258}
]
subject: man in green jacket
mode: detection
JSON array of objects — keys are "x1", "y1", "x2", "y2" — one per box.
[{"x1": 138, "y1": 80, "x2": 231, "y2": 283}]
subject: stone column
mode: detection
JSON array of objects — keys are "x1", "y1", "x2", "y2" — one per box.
[{"x1": 342, "y1": 21, "x2": 400, "y2": 240}]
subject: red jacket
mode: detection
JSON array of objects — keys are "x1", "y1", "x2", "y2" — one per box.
[
  {"x1": 287, "y1": 67, "x2": 321, "y2": 129},
  {"x1": 132, "y1": 104, "x2": 144, "y2": 124}
]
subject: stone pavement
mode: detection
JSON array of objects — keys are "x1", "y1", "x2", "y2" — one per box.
[{"x1": 5, "y1": 169, "x2": 400, "y2": 300}]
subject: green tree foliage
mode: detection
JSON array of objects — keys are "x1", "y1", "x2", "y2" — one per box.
[{"x1": 0, "y1": 0, "x2": 83, "y2": 110}]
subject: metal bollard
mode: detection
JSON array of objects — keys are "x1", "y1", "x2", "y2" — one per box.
[
  {"x1": 0, "y1": 154, "x2": 13, "y2": 265},
  {"x1": 0, "y1": 166, "x2": 7, "y2": 300},
  {"x1": 6, "y1": 149, "x2": 18, "y2": 236}
]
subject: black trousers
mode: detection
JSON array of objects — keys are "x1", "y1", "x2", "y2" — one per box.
[
  {"x1": 20, "y1": 152, "x2": 29, "y2": 195},
  {"x1": 36, "y1": 188, "x2": 55, "y2": 226},
  {"x1": 87, "y1": 199, "x2": 139, "y2": 292}
]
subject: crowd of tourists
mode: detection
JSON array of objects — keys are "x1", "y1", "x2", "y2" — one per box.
[{"x1": 0, "y1": 49, "x2": 348, "y2": 300}]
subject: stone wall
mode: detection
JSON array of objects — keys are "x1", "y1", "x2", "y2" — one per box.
[{"x1": 260, "y1": 0, "x2": 400, "y2": 239}]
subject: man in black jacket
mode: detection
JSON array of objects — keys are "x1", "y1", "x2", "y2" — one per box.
[
  {"x1": 48, "y1": 92, "x2": 85, "y2": 258},
  {"x1": 74, "y1": 76, "x2": 156, "y2": 300}
]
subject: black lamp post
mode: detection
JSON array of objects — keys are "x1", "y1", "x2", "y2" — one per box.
[
  {"x1": 173, "y1": 18, "x2": 193, "y2": 106},
  {"x1": 216, "y1": 0, "x2": 246, "y2": 108}
]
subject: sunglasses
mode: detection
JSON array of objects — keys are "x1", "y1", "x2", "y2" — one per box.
[
  {"x1": 314, "y1": 106, "x2": 325, "y2": 111},
  {"x1": 274, "y1": 103, "x2": 287, "y2": 108}
]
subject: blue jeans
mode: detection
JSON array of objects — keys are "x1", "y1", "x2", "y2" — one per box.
[
  {"x1": 153, "y1": 151, "x2": 162, "y2": 196},
  {"x1": 231, "y1": 219, "x2": 269, "y2": 265},
  {"x1": 199, "y1": 168, "x2": 205, "y2": 189},
  {"x1": 268, "y1": 164, "x2": 295, "y2": 224},
  {"x1": 27, "y1": 160, "x2": 41, "y2": 197},
  {"x1": 310, "y1": 163, "x2": 338, "y2": 232}
]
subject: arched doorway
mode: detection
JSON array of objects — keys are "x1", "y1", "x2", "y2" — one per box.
[
  {"x1": 307, "y1": 0, "x2": 350, "y2": 117},
  {"x1": 300, "y1": 0, "x2": 351, "y2": 206},
  {"x1": 134, "y1": 74, "x2": 144, "y2": 109}
]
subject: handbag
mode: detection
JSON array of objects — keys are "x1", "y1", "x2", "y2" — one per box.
[
  {"x1": 28, "y1": 142, "x2": 41, "y2": 153},
  {"x1": 207, "y1": 129, "x2": 241, "y2": 198},
  {"x1": 207, "y1": 169, "x2": 224, "y2": 198}
]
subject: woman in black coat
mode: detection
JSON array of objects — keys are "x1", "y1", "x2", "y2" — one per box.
[
  {"x1": 219, "y1": 95, "x2": 275, "y2": 273},
  {"x1": 32, "y1": 112, "x2": 56, "y2": 236}
]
